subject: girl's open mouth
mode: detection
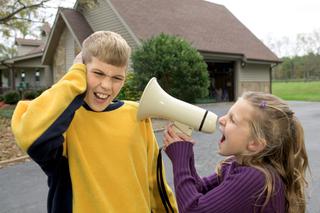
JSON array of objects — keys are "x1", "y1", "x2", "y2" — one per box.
[{"x1": 220, "y1": 135, "x2": 225, "y2": 143}]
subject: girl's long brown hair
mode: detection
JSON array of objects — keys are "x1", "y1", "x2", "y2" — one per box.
[{"x1": 217, "y1": 91, "x2": 309, "y2": 213}]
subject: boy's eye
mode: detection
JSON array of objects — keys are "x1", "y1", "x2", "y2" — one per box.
[
  {"x1": 94, "y1": 72, "x2": 104, "y2": 76},
  {"x1": 113, "y1": 76, "x2": 124, "y2": 81}
]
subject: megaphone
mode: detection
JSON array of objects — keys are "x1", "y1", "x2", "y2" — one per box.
[{"x1": 137, "y1": 77, "x2": 217, "y2": 136}]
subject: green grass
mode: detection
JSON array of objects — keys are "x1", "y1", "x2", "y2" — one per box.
[
  {"x1": 0, "y1": 105, "x2": 15, "y2": 119},
  {"x1": 272, "y1": 81, "x2": 320, "y2": 101}
]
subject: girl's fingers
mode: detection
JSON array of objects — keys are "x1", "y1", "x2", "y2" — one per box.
[
  {"x1": 176, "y1": 132, "x2": 195, "y2": 143},
  {"x1": 163, "y1": 123, "x2": 196, "y2": 146}
]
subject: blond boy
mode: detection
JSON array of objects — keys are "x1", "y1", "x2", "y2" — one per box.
[{"x1": 12, "y1": 31, "x2": 177, "y2": 213}]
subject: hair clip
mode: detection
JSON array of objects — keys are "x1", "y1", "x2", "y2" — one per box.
[{"x1": 259, "y1": 101, "x2": 267, "y2": 109}]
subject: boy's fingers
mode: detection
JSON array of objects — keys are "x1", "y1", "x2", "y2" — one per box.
[{"x1": 73, "y1": 52, "x2": 83, "y2": 64}]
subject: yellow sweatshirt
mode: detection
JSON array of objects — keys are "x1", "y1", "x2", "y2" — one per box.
[{"x1": 11, "y1": 64, "x2": 177, "y2": 213}]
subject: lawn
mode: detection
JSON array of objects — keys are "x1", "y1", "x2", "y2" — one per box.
[{"x1": 272, "y1": 81, "x2": 320, "y2": 101}]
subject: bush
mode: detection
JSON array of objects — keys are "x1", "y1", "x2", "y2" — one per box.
[
  {"x1": 132, "y1": 33, "x2": 209, "y2": 103},
  {"x1": 117, "y1": 72, "x2": 142, "y2": 101},
  {"x1": 23, "y1": 90, "x2": 38, "y2": 100},
  {"x1": 0, "y1": 95, "x2": 4, "y2": 102},
  {"x1": 4, "y1": 91, "x2": 20, "y2": 104}
]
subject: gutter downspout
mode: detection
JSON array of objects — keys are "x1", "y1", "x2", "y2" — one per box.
[{"x1": 270, "y1": 63, "x2": 280, "y2": 94}]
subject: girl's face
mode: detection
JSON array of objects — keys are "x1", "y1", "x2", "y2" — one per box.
[
  {"x1": 218, "y1": 98, "x2": 255, "y2": 159},
  {"x1": 85, "y1": 57, "x2": 126, "y2": 111}
]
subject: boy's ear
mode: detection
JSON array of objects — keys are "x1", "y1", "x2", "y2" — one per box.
[{"x1": 247, "y1": 139, "x2": 266, "y2": 153}]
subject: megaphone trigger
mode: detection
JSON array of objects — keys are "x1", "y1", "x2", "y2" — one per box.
[{"x1": 172, "y1": 121, "x2": 193, "y2": 137}]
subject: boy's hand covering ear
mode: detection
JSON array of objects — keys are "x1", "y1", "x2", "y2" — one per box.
[{"x1": 74, "y1": 52, "x2": 83, "y2": 64}]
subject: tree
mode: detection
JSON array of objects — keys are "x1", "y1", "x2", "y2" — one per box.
[
  {"x1": 132, "y1": 33, "x2": 209, "y2": 103},
  {"x1": 0, "y1": 0, "x2": 83, "y2": 59},
  {"x1": 0, "y1": 0, "x2": 52, "y2": 37}
]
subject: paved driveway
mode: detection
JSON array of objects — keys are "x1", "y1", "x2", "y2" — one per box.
[{"x1": 0, "y1": 101, "x2": 319, "y2": 213}]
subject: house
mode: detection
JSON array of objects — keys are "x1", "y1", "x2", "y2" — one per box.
[
  {"x1": 0, "y1": 23, "x2": 52, "y2": 94},
  {"x1": 2, "y1": 0, "x2": 281, "y2": 101}
]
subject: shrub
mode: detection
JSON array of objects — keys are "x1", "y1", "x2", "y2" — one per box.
[
  {"x1": 132, "y1": 33, "x2": 209, "y2": 103},
  {"x1": 0, "y1": 95, "x2": 4, "y2": 102},
  {"x1": 4, "y1": 91, "x2": 20, "y2": 104},
  {"x1": 117, "y1": 72, "x2": 142, "y2": 101},
  {"x1": 23, "y1": 90, "x2": 38, "y2": 100}
]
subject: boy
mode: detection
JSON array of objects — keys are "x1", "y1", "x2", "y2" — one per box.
[{"x1": 11, "y1": 31, "x2": 177, "y2": 213}]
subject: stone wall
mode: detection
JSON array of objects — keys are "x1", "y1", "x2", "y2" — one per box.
[
  {"x1": 239, "y1": 81, "x2": 270, "y2": 95},
  {"x1": 53, "y1": 30, "x2": 67, "y2": 83}
]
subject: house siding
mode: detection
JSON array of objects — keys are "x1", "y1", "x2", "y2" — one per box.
[
  {"x1": 239, "y1": 63, "x2": 270, "y2": 81},
  {"x1": 239, "y1": 63, "x2": 270, "y2": 95},
  {"x1": 65, "y1": 30, "x2": 75, "y2": 70},
  {"x1": 16, "y1": 46, "x2": 37, "y2": 56},
  {"x1": 11, "y1": 58, "x2": 51, "y2": 89},
  {"x1": 79, "y1": 0, "x2": 139, "y2": 51},
  {"x1": 14, "y1": 57, "x2": 43, "y2": 67}
]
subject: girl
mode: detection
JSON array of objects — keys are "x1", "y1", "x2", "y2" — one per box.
[{"x1": 163, "y1": 91, "x2": 309, "y2": 213}]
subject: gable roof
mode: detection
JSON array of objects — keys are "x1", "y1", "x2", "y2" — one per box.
[
  {"x1": 108, "y1": 0, "x2": 279, "y2": 62},
  {"x1": 15, "y1": 38, "x2": 42, "y2": 46},
  {"x1": 42, "y1": 8, "x2": 93, "y2": 64},
  {"x1": 6, "y1": 23, "x2": 50, "y2": 63}
]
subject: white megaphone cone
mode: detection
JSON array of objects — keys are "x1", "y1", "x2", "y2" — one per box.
[{"x1": 137, "y1": 77, "x2": 217, "y2": 136}]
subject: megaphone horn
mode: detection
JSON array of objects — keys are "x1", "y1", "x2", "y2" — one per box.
[{"x1": 137, "y1": 77, "x2": 217, "y2": 134}]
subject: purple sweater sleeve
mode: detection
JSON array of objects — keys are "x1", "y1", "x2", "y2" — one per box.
[
  {"x1": 165, "y1": 142, "x2": 279, "y2": 213},
  {"x1": 188, "y1": 146, "x2": 220, "y2": 193}
]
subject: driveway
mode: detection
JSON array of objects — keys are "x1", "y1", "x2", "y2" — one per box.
[{"x1": 0, "y1": 101, "x2": 319, "y2": 213}]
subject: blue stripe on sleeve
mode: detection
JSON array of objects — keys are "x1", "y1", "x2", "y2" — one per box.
[{"x1": 28, "y1": 93, "x2": 85, "y2": 167}]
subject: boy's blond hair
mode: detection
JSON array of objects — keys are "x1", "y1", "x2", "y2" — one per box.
[{"x1": 82, "y1": 31, "x2": 131, "y2": 67}]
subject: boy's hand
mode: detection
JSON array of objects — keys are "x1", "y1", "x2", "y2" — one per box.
[
  {"x1": 163, "y1": 123, "x2": 195, "y2": 149},
  {"x1": 73, "y1": 52, "x2": 83, "y2": 64}
]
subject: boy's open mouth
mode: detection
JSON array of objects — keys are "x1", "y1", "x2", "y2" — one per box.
[{"x1": 94, "y1": 92, "x2": 109, "y2": 100}]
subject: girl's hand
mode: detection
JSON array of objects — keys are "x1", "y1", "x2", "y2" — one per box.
[{"x1": 163, "y1": 123, "x2": 195, "y2": 149}]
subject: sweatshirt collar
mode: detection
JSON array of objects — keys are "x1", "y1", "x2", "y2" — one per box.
[{"x1": 83, "y1": 99, "x2": 124, "y2": 112}]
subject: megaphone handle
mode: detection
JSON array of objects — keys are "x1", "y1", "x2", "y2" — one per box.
[{"x1": 172, "y1": 121, "x2": 193, "y2": 137}]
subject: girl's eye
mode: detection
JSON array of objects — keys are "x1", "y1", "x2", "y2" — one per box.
[{"x1": 229, "y1": 115, "x2": 235, "y2": 123}]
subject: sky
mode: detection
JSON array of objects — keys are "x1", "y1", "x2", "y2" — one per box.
[{"x1": 206, "y1": 0, "x2": 320, "y2": 41}]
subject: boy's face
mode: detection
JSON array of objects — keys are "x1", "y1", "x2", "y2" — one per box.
[{"x1": 84, "y1": 57, "x2": 126, "y2": 111}]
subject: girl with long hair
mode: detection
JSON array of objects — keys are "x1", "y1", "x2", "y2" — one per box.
[{"x1": 163, "y1": 91, "x2": 309, "y2": 213}]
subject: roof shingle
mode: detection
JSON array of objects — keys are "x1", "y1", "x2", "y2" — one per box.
[{"x1": 109, "y1": 0, "x2": 279, "y2": 62}]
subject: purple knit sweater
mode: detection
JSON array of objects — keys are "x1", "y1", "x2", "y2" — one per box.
[{"x1": 165, "y1": 142, "x2": 285, "y2": 213}]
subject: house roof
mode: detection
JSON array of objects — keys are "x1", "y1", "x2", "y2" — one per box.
[
  {"x1": 15, "y1": 38, "x2": 42, "y2": 46},
  {"x1": 28, "y1": 43, "x2": 46, "y2": 54},
  {"x1": 42, "y1": 8, "x2": 93, "y2": 64},
  {"x1": 4, "y1": 23, "x2": 51, "y2": 63},
  {"x1": 108, "y1": 0, "x2": 280, "y2": 62},
  {"x1": 3, "y1": 52, "x2": 43, "y2": 64}
]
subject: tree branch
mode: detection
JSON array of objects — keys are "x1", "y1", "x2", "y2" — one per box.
[
  {"x1": 0, "y1": 0, "x2": 51, "y2": 24},
  {"x1": 5, "y1": 16, "x2": 52, "y2": 24}
]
